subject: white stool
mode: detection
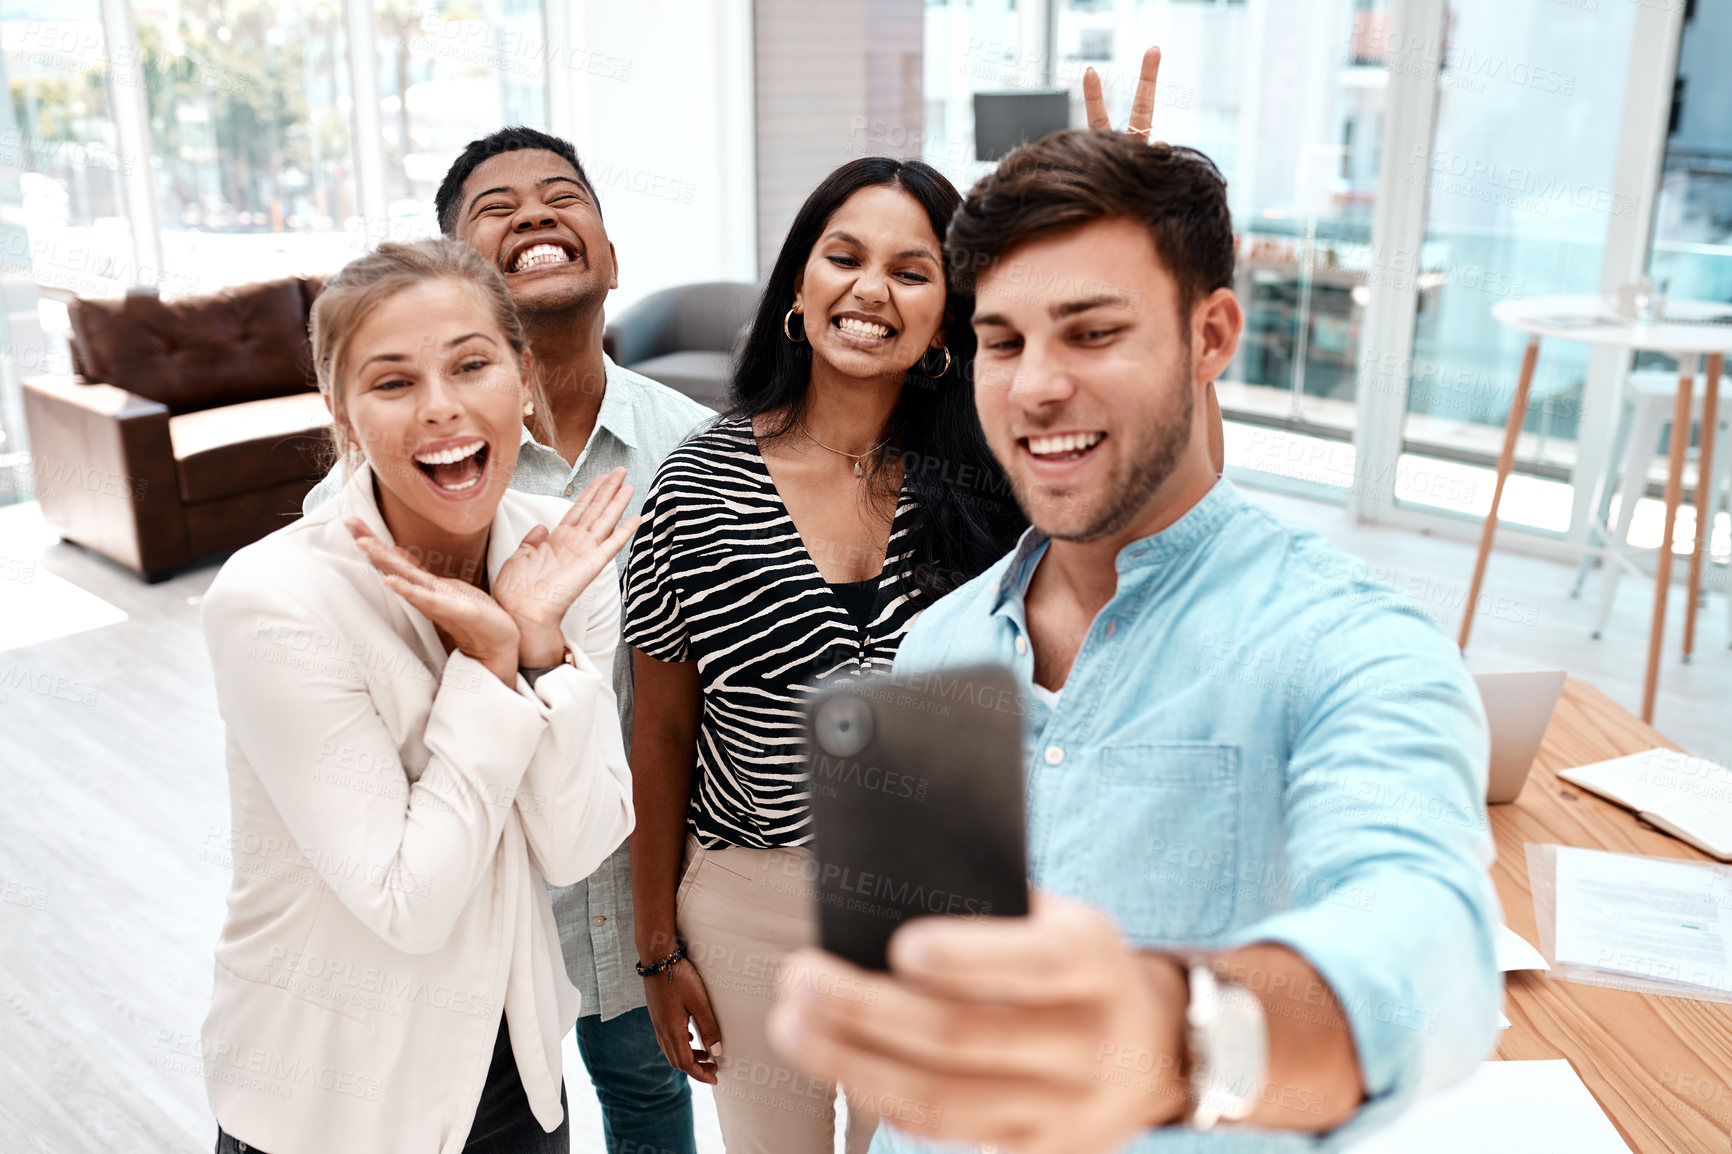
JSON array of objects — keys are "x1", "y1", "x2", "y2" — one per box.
[{"x1": 1582, "y1": 369, "x2": 1732, "y2": 644}]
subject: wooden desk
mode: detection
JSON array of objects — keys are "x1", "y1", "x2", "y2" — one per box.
[{"x1": 1494, "y1": 677, "x2": 1732, "y2": 1153}]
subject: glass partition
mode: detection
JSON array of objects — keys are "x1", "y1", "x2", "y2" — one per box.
[
  {"x1": 1052, "y1": 0, "x2": 1385, "y2": 491},
  {"x1": 1637, "y1": 2, "x2": 1732, "y2": 562},
  {"x1": 1394, "y1": 0, "x2": 1638, "y2": 528}
]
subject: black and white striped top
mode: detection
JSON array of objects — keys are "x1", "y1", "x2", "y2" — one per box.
[{"x1": 622, "y1": 417, "x2": 925, "y2": 849}]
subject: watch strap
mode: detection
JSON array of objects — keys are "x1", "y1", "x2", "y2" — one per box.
[
  {"x1": 1184, "y1": 962, "x2": 1268, "y2": 1130},
  {"x1": 520, "y1": 648, "x2": 576, "y2": 689}
]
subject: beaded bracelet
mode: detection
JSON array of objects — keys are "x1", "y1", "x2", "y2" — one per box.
[{"x1": 635, "y1": 944, "x2": 687, "y2": 983}]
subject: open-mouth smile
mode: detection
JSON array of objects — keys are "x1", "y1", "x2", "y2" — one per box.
[
  {"x1": 505, "y1": 240, "x2": 580, "y2": 275},
  {"x1": 832, "y1": 313, "x2": 898, "y2": 344},
  {"x1": 1022, "y1": 431, "x2": 1106, "y2": 463},
  {"x1": 411, "y1": 437, "x2": 491, "y2": 496}
]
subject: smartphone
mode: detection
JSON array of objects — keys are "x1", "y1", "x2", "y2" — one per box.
[{"x1": 803, "y1": 664, "x2": 1028, "y2": 971}]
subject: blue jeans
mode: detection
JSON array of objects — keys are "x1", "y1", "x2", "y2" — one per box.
[{"x1": 573, "y1": 1006, "x2": 695, "y2": 1154}]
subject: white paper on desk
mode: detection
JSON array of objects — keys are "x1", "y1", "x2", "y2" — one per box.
[
  {"x1": 1496, "y1": 924, "x2": 1549, "y2": 972},
  {"x1": 1553, "y1": 845, "x2": 1732, "y2": 992},
  {"x1": 1343, "y1": 1060, "x2": 1629, "y2": 1154},
  {"x1": 1560, "y1": 748, "x2": 1732, "y2": 859}
]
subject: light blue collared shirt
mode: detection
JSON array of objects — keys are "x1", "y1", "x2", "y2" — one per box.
[
  {"x1": 880, "y1": 479, "x2": 1501, "y2": 1152},
  {"x1": 304, "y1": 355, "x2": 714, "y2": 1019}
]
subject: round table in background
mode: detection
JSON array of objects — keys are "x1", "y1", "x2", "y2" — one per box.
[{"x1": 1466, "y1": 294, "x2": 1732, "y2": 723}]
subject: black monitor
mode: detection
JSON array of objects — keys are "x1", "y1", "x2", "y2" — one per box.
[{"x1": 972, "y1": 90, "x2": 1071, "y2": 162}]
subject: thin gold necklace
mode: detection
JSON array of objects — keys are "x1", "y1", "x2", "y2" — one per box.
[{"x1": 795, "y1": 417, "x2": 893, "y2": 477}]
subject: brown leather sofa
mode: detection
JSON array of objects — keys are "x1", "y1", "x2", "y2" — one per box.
[{"x1": 21, "y1": 276, "x2": 331, "y2": 580}]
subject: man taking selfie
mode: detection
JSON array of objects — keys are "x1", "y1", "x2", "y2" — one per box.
[{"x1": 769, "y1": 127, "x2": 1499, "y2": 1153}]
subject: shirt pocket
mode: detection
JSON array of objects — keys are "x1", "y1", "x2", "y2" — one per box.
[{"x1": 1074, "y1": 741, "x2": 1241, "y2": 948}]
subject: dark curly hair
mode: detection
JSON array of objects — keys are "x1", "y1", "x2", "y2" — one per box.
[{"x1": 434, "y1": 126, "x2": 602, "y2": 236}]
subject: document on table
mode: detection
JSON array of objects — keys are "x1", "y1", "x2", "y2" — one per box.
[
  {"x1": 1552, "y1": 845, "x2": 1732, "y2": 995},
  {"x1": 1343, "y1": 1060, "x2": 1630, "y2": 1154},
  {"x1": 1558, "y1": 748, "x2": 1732, "y2": 859},
  {"x1": 1497, "y1": 924, "x2": 1548, "y2": 972}
]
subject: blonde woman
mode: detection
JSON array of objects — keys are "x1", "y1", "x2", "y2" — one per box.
[{"x1": 199, "y1": 239, "x2": 636, "y2": 1154}]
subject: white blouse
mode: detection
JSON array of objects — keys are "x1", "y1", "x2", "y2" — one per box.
[{"x1": 198, "y1": 462, "x2": 633, "y2": 1154}]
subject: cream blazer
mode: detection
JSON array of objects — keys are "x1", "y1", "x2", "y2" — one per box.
[{"x1": 198, "y1": 463, "x2": 633, "y2": 1154}]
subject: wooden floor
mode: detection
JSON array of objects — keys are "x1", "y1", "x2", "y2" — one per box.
[{"x1": 0, "y1": 485, "x2": 1727, "y2": 1152}]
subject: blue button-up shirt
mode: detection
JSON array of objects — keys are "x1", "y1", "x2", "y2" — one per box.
[
  {"x1": 880, "y1": 479, "x2": 1500, "y2": 1152},
  {"x1": 304, "y1": 355, "x2": 714, "y2": 1019}
]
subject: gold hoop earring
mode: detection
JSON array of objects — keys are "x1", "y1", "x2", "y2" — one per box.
[
  {"x1": 783, "y1": 308, "x2": 807, "y2": 343},
  {"x1": 918, "y1": 346, "x2": 952, "y2": 379}
]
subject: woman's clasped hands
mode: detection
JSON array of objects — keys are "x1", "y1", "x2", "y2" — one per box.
[{"x1": 347, "y1": 467, "x2": 639, "y2": 686}]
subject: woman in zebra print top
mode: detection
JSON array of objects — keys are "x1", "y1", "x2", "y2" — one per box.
[{"x1": 623, "y1": 157, "x2": 1024, "y2": 1151}]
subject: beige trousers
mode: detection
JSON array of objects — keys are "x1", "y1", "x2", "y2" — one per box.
[{"x1": 676, "y1": 836, "x2": 878, "y2": 1154}]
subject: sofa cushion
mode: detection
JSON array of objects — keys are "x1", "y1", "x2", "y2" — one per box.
[
  {"x1": 170, "y1": 391, "x2": 332, "y2": 505},
  {"x1": 183, "y1": 477, "x2": 322, "y2": 560},
  {"x1": 69, "y1": 277, "x2": 316, "y2": 414},
  {"x1": 629, "y1": 350, "x2": 733, "y2": 410}
]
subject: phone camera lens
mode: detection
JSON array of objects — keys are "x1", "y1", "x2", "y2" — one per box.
[{"x1": 814, "y1": 694, "x2": 874, "y2": 758}]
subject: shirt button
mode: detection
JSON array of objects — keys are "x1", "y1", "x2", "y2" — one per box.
[
  {"x1": 1014, "y1": 636, "x2": 1028, "y2": 655},
  {"x1": 592, "y1": 916, "x2": 606, "y2": 926},
  {"x1": 1106, "y1": 620, "x2": 1116, "y2": 637},
  {"x1": 1044, "y1": 745, "x2": 1064, "y2": 766}
]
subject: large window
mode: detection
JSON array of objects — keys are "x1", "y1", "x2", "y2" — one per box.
[
  {"x1": 1, "y1": 1, "x2": 135, "y2": 505},
  {"x1": 919, "y1": 0, "x2": 1668, "y2": 515},
  {"x1": 373, "y1": 0, "x2": 548, "y2": 239},
  {"x1": 922, "y1": 0, "x2": 1036, "y2": 192},
  {"x1": 134, "y1": 0, "x2": 362, "y2": 295},
  {"x1": 1651, "y1": 4, "x2": 1732, "y2": 305},
  {"x1": 1636, "y1": 2, "x2": 1732, "y2": 564},
  {"x1": 1053, "y1": 0, "x2": 1387, "y2": 492},
  {"x1": 1393, "y1": 0, "x2": 1638, "y2": 530},
  {"x1": 3, "y1": 2, "x2": 136, "y2": 297}
]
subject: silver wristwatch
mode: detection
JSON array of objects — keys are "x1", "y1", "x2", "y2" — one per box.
[{"x1": 1184, "y1": 962, "x2": 1269, "y2": 1130}]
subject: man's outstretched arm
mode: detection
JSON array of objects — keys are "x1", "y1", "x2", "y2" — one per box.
[{"x1": 768, "y1": 897, "x2": 1364, "y2": 1154}]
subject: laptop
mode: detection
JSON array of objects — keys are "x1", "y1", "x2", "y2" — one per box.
[{"x1": 1472, "y1": 669, "x2": 1567, "y2": 804}]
